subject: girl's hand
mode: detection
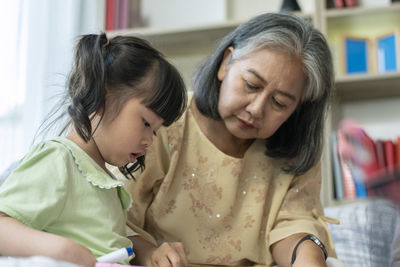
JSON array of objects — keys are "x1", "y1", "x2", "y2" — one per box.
[
  {"x1": 56, "y1": 238, "x2": 97, "y2": 267},
  {"x1": 146, "y1": 242, "x2": 189, "y2": 267},
  {"x1": 0, "y1": 212, "x2": 96, "y2": 267}
]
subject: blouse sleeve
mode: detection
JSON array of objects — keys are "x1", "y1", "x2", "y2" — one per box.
[
  {"x1": 269, "y1": 161, "x2": 337, "y2": 257},
  {"x1": 0, "y1": 142, "x2": 70, "y2": 230}
]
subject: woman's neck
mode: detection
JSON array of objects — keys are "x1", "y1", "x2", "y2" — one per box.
[
  {"x1": 191, "y1": 100, "x2": 254, "y2": 158},
  {"x1": 66, "y1": 130, "x2": 107, "y2": 172}
]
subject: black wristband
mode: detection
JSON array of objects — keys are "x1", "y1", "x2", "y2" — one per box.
[{"x1": 290, "y1": 235, "x2": 328, "y2": 266}]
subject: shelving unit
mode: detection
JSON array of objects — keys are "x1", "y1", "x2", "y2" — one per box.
[
  {"x1": 319, "y1": 1, "x2": 400, "y2": 206},
  {"x1": 106, "y1": 0, "x2": 400, "y2": 206},
  {"x1": 106, "y1": 3, "x2": 315, "y2": 89}
]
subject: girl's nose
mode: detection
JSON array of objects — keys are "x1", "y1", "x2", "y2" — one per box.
[{"x1": 143, "y1": 132, "x2": 153, "y2": 147}]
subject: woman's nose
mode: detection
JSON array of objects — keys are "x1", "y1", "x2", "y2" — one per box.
[{"x1": 246, "y1": 95, "x2": 266, "y2": 119}]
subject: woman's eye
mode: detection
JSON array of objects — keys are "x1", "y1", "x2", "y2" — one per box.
[
  {"x1": 245, "y1": 80, "x2": 259, "y2": 90},
  {"x1": 273, "y1": 97, "x2": 286, "y2": 109},
  {"x1": 153, "y1": 131, "x2": 157, "y2": 137}
]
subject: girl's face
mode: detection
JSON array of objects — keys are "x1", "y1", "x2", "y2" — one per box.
[
  {"x1": 93, "y1": 96, "x2": 164, "y2": 167},
  {"x1": 217, "y1": 47, "x2": 305, "y2": 141}
]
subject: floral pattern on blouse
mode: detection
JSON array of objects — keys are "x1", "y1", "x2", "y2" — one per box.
[{"x1": 119, "y1": 94, "x2": 336, "y2": 266}]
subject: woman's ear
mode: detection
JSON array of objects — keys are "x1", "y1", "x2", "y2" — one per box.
[{"x1": 217, "y1": 46, "x2": 234, "y2": 81}]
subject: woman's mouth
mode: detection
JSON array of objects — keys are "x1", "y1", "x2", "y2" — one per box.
[{"x1": 237, "y1": 118, "x2": 255, "y2": 129}]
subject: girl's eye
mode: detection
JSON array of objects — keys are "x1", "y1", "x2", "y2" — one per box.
[
  {"x1": 245, "y1": 80, "x2": 259, "y2": 91},
  {"x1": 153, "y1": 131, "x2": 157, "y2": 137},
  {"x1": 143, "y1": 119, "x2": 151, "y2": 128}
]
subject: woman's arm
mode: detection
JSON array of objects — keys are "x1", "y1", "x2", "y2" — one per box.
[
  {"x1": 129, "y1": 235, "x2": 188, "y2": 267},
  {"x1": 271, "y1": 233, "x2": 327, "y2": 267},
  {"x1": 0, "y1": 212, "x2": 96, "y2": 267}
]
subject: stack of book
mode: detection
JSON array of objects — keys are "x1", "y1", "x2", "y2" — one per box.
[
  {"x1": 328, "y1": 0, "x2": 358, "y2": 8},
  {"x1": 105, "y1": 0, "x2": 141, "y2": 31},
  {"x1": 331, "y1": 119, "x2": 400, "y2": 204}
]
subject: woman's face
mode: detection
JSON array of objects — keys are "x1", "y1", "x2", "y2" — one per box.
[{"x1": 217, "y1": 47, "x2": 305, "y2": 140}]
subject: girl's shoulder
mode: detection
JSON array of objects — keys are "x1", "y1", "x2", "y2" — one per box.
[{"x1": 20, "y1": 138, "x2": 74, "y2": 165}]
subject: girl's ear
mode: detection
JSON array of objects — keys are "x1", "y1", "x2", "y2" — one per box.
[{"x1": 217, "y1": 46, "x2": 234, "y2": 81}]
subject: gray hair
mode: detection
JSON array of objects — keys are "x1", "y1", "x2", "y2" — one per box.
[
  {"x1": 193, "y1": 12, "x2": 334, "y2": 175},
  {"x1": 228, "y1": 20, "x2": 329, "y2": 102}
]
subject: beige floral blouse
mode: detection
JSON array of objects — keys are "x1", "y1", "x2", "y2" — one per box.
[{"x1": 122, "y1": 95, "x2": 336, "y2": 266}]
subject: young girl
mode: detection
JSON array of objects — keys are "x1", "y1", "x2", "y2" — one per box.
[{"x1": 0, "y1": 33, "x2": 187, "y2": 267}]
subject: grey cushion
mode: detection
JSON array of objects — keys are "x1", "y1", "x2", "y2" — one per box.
[{"x1": 324, "y1": 199, "x2": 398, "y2": 267}]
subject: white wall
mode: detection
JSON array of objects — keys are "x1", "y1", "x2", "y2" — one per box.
[
  {"x1": 140, "y1": 0, "x2": 315, "y2": 28},
  {"x1": 141, "y1": 0, "x2": 227, "y2": 28}
]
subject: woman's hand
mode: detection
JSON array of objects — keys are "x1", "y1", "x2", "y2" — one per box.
[
  {"x1": 129, "y1": 236, "x2": 188, "y2": 267},
  {"x1": 147, "y1": 242, "x2": 188, "y2": 267}
]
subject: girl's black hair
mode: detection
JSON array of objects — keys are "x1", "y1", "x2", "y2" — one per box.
[{"x1": 66, "y1": 33, "x2": 186, "y2": 178}]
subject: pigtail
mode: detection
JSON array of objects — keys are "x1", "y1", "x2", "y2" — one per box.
[{"x1": 67, "y1": 33, "x2": 109, "y2": 142}]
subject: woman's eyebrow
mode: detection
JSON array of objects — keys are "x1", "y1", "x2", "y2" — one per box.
[
  {"x1": 247, "y1": 68, "x2": 297, "y2": 101},
  {"x1": 247, "y1": 68, "x2": 267, "y2": 84},
  {"x1": 276, "y1": 89, "x2": 297, "y2": 102}
]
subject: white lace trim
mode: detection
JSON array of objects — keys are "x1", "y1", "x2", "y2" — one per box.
[
  {"x1": 67, "y1": 145, "x2": 123, "y2": 189},
  {"x1": 61, "y1": 138, "x2": 133, "y2": 210}
]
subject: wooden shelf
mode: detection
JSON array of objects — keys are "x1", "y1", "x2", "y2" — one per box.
[
  {"x1": 106, "y1": 12, "x2": 315, "y2": 52},
  {"x1": 106, "y1": 20, "x2": 243, "y2": 52},
  {"x1": 335, "y1": 72, "x2": 400, "y2": 101},
  {"x1": 325, "y1": 2, "x2": 400, "y2": 18}
]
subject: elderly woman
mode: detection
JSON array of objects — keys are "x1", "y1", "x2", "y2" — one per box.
[{"x1": 123, "y1": 12, "x2": 341, "y2": 267}]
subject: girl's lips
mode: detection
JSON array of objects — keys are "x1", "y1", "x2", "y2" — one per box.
[
  {"x1": 129, "y1": 152, "x2": 145, "y2": 163},
  {"x1": 237, "y1": 118, "x2": 255, "y2": 129}
]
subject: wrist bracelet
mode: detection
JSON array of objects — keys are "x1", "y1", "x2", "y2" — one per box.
[{"x1": 290, "y1": 235, "x2": 328, "y2": 266}]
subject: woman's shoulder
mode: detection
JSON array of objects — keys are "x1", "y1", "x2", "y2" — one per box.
[{"x1": 158, "y1": 92, "x2": 193, "y2": 138}]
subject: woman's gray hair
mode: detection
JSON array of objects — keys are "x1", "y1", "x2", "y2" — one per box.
[{"x1": 193, "y1": 12, "x2": 334, "y2": 175}]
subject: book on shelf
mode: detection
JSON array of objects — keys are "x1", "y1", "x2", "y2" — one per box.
[
  {"x1": 113, "y1": 0, "x2": 121, "y2": 30},
  {"x1": 331, "y1": 119, "x2": 400, "y2": 204},
  {"x1": 120, "y1": 0, "x2": 131, "y2": 29},
  {"x1": 375, "y1": 140, "x2": 386, "y2": 171},
  {"x1": 396, "y1": 136, "x2": 400, "y2": 167},
  {"x1": 343, "y1": 0, "x2": 358, "y2": 7},
  {"x1": 384, "y1": 139, "x2": 395, "y2": 174},
  {"x1": 105, "y1": 0, "x2": 141, "y2": 31},
  {"x1": 332, "y1": 0, "x2": 345, "y2": 8},
  {"x1": 106, "y1": 0, "x2": 116, "y2": 31},
  {"x1": 130, "y1": 0, "x2": 142, "y2": 28},
  {"x1": 328, "y1": 0, "x2": 359, "y2": 8},
  {"x1": 331, "y1": 132, "x2": 345, "y2": 200},
  {"x1": 336, "y1": 130, "x2": 357, "y2": 199}
]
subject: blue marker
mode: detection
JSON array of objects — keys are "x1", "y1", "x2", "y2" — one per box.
[{"x1": 97, "y1": 247, "x2": 134, "y2": 263}]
